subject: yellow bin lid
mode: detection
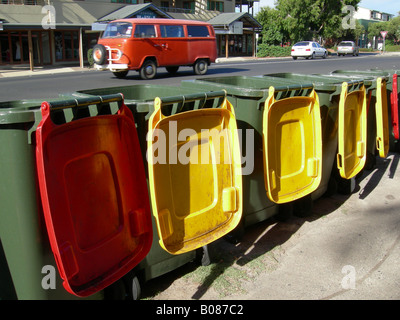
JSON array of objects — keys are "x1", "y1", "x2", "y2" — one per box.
[
  {"x1": 263, "y1": 87, "x2": 322, "y2": 204},
  {"x1": 147, "y1": 92, "x2": 242, "y2": 255},
  {"x1": 375, "y1": 77, "x2": 390, "y2": 158},
  {"x1": 337, "y1": 82, "x2": 367, "y2": 179}
]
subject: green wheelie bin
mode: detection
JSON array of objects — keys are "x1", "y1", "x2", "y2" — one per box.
[
  {"x1": 181, "y1": 75, "x2": 323, "y2": 221},
  {"x1": 0, "y1": 95, "x2": 154, "y2": 299},
  {"x1": 332, "y1": 69, "x2": 398, "y2": 153},
  {"x1": 331, "y1": 70, "x2": 391, "y2": 164},
  {"x1": 263, "y1": 73, "x2": 371, "y2": 194}
]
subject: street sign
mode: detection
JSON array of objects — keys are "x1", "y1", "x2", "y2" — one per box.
[{"x1": 381, "y1": 31, "x2": 388, "y2": 39}]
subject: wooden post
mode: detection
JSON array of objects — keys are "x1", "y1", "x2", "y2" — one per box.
[
  {"x1": 79, "y1": 28, "x2": 84, "y2": 68},
  {"x1": 28, "y1": 30, "x2": 34, "y2": 71},
  {"x1": 225, "y1": 35, "x2": 229, "y2": 58}
]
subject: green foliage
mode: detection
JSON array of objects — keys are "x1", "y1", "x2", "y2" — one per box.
[
  {"x1": 257, "y1": 44, "x2": 292, "y2": 57},
  {"x1": 87, "y1": 48, "x2": 94, "y2": 68},
  {"x1": 257, "y1": 0, "x2": 362, "y2": 45},
  {"x1": 368, "y1": 16, "x2": 400, "y2": 42}
]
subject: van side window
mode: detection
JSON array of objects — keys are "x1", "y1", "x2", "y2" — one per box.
[
  {"x1": 160, "y1": 25, "x2": 184, "y2": 38},
  {"x1": 134, "y1": 25, "x2": 156, "y2": 38},
  {"x1": 187, "y1": 26, "x2": 210, "y2": 37}
]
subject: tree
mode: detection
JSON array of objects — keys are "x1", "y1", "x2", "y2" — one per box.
[
  {"x1": 367, "y1": 17, "x2": 400, "y2": 43},
  {"x1": 255, "y1": 7, "x2": 288, "y2": 45},
  {"x1": 274, "y1": 0, "x2": 361, "y2": 43}
]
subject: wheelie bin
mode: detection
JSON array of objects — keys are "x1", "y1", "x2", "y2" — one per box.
[
  {"x1": 60, "y1": 85, "x2": 243, "y2": 296},
  {"x1": 263, "y1": 73, "x2": 368, "y2": 193},
  {"x1": 181, "y1": 75, "x2": 322, "y2": 220},
  {"x1": 0, "y1": 95, "x2": 153, "y2": 299},
  {"x1": 331, "y1": 70, "x2": 391, "y2": 161},
  {"x1": 332, "y1": 69, "x2": 398, "y2": 152}
]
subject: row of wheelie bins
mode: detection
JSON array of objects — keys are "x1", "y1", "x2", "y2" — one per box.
[{"x1": 0, "y1": 69, "x2": 397, "y2": 300}]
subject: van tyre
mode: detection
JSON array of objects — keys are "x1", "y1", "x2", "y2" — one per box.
[
  {"x1": 140, "y1": 59, "x2": 157, "y2": 80},
  {"x1": 93, "y1": 44, "x2": 107, "y2": 65},
  {"x1": 193, "y1": 59, "x2": 208, "y2": 75},
  {"x1": 113, "y1": 70, "x2": 129, "y2": 78}
]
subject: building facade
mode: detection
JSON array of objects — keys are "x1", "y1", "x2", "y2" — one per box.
[
  {"x1": 0, "y1": 0, "x2": 260, "y2": 68},
  {"x1": 354, "y1": 6, "x2": 394, "y2": 48}
]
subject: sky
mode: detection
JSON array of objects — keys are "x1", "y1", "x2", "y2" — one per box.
[{"x1": 254, "y1": 0, "x2": 399, "y2": 16}]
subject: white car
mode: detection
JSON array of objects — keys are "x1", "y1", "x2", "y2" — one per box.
[{"x1": 291, "y1": 41, "x2": 328, "y2": 60}]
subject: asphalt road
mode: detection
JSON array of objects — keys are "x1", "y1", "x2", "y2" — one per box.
[{"x1": 1, "y1": 53, "x2": 400, "y2": 102}]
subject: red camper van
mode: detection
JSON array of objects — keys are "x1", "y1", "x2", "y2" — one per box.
[{"x1": 93, "y1": 18, "x2": 218, "y2": 79}]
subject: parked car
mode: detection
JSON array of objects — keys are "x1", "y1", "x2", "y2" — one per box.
[
  {"x1": 291, "y1": 41, "x2": 328, "y2": 60},
  {"x1": 337, "y1": 41, "x2": 359, "y2": 56}
]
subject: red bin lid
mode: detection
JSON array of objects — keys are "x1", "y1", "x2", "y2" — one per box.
[{"x1": 35, "y1": 95, "x2": 152, "y2": 297}]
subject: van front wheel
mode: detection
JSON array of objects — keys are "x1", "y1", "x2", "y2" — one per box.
[
  {"x1": 193, "y1": 59, "x2": 208, "y2": 75},
  {"x1": 139, "y1": 60, "x2": 157, "y2": 80}
]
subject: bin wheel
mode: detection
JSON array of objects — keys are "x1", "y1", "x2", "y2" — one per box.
[
  {"x1": 103, "y1": 278, "x2": 128, "y2": 300},
  {"x1": 193, "y1": 59, "x2": 208, "y2": 75},
  {"x1": 112, "y1": 70, "x2": 129, "y2": 79},
  {"x1": 93, "y1": 44, "x2": 107, "y2": 65},
  {"x1": 325, "y1": 176, "x2": 338, "y2": 197},
  {"x1": 130, "y1": 275, "x2": 141, "y2": 300},
  {"x1": 196, "y1": 245, "x2": 211, "y2": 266},
  {"x1": 166, "y1": 66, "x2": 179, "y2": 74},
  {"x1": 276, "y1": 203, "x2": 293, "y2": 221},
  {"x1": 293, "y1": 195, "x2": 313, "y2": 218},
  {"x1": 365, "y1": 151, "x2": 376, "y2": 170},
  {"x1": 224, "y1": 221, "x2": 245, "y2": 244},
  {"x1": 140, "y1": 59, "x2": 157, "y2": 80},
  {"x1": 337, "y1": 177, "x2": 356, "y2": 195}
]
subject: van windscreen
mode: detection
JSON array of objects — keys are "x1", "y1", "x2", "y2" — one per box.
[
  {"x1": 187, "y1": 25, "x2": 210, "y2": 37},
  {"x1": 102, "y1": 22, "x2": 133, "y2": 38}
]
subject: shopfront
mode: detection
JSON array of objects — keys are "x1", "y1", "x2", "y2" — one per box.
[
  {"x1": 209, "y1": 12, "x2": 261, "y2": 58},
  {"x1": 0, "y1": 27, "x2": 97, "y2": 66}
]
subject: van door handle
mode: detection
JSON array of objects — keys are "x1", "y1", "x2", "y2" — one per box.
[{"x1": 161, "y1": 43, "x2": 168, "y2": 49}]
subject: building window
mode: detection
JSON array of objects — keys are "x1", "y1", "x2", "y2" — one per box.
[
  {"x1": 55, "y1": 30, "x2": 79, "y2": 61},
  {"x1": 161, "y1": 1, "x2": 169, "y2": 9},
  {"x1": 207, "y1": 1, "x2": 224, "y2": 12},
  {"x1": 183, "y1": 1, "x2": 195, "y2": 12}
]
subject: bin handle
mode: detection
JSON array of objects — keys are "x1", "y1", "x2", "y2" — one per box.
[
  {"x1": 154, "y1": 90, "x2": 229, "y2": 118},
  {"x1": 273, "y1": 84, "x2": 314, "y2": 93},
  {"x1": 44, "y1": 93, "x2": 124, "y2": 111}
]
